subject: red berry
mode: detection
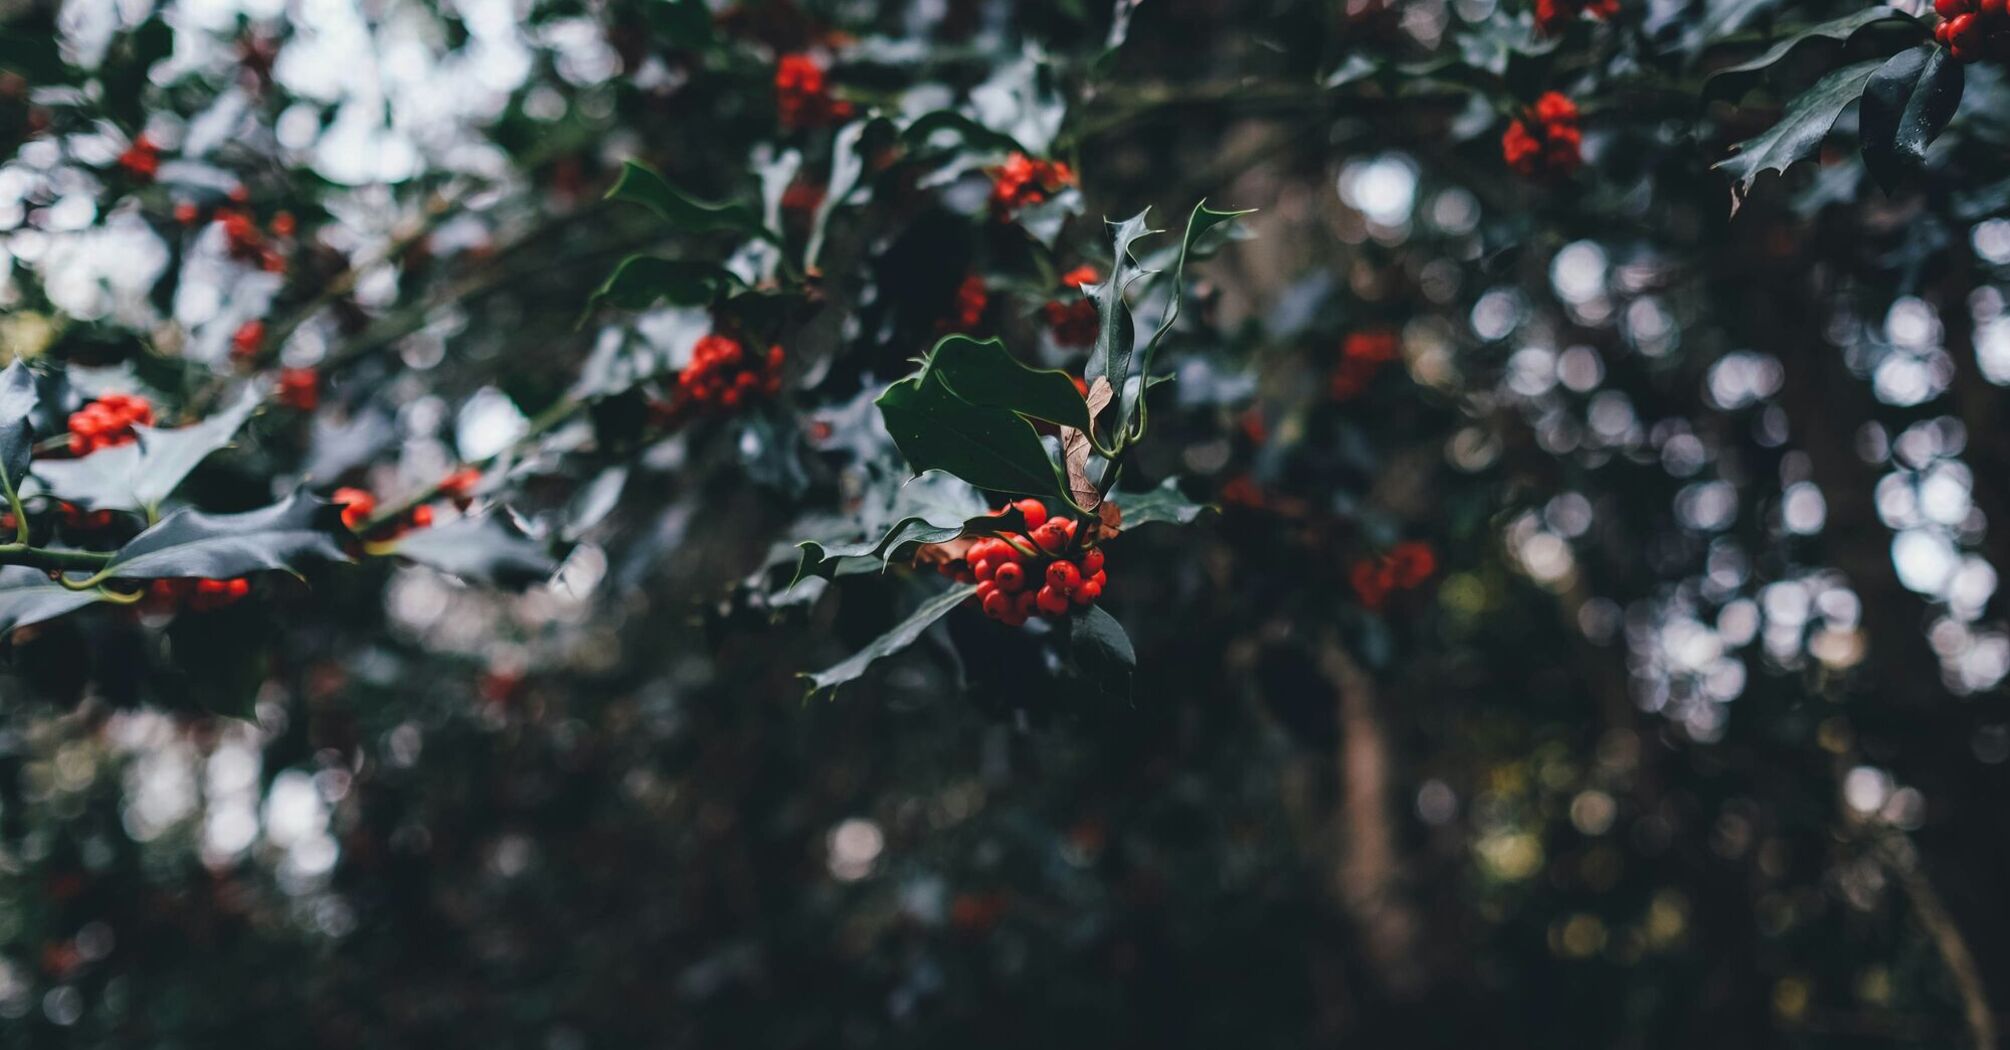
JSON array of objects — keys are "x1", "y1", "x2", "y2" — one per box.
[
  {"x1": 1072, "y1": 581, "x2": 1101, "y2": 606},
  {"x1": 1032, "y1": 522, "x2": 1069, "y2": 554},
  {"x1": 993, "y1": 562, "x2": 1026, "y2": 592},
  {"x1": 1014, "y1": 498, "x2": 1048, "y2": 530},
  {"x1": 1937, "y1": 0, "x2": 1964, "y2": 16},
  {"x1": 1079, "y1": 548, "x2": 1104, "y2": 576},
  {"x1": 973, "y1": 558, "x2": 995, "y2": 582},
  {"x1": 1036, "y1": 586, "x2": 1070, "y2": 616},
  {"x1": 981, "y1": 590, "x2": 1011, "y2": 619},
  {"x1": 1046, "y1": 560, "x2": 1081, "y2": 591}
]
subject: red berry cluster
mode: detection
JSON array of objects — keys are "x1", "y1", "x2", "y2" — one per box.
[
  {"x1": 146, "y1": 577, "x2": 252, "y2": 613},
  {"x1": 117, "y1": 135, "x2": 160, "y2": 181},
  {"x1": 1501, "y1": 92, "x2": 1583, "y2": 180},
  {"x1": 675, "y1": 334, "x2": 785, "y2": 413},
  {"x1": 1329, "y1": 329, "x2": 1401, "y2": 401},
  {"x1": 935, "y1": 500, "x2": 1108, "y2": 626},
  {"x1": 989, "y1": 152, "x2": 1075, "y2": 218},
  {"x1": 57, "y1": 502, "x2": 118, "y2": 532},
  {"x1": 67, "y1": 393, "x2": 155, "y2": 455},
  {"x1": 1935, "y1": 0, "x2": 2010, "y2": 62},
  {"x1": 775, "y1": 54, "x2": 854, "y2": 131},
  {"x1": 438, "y1": 467, "x2": 482, "y2": 509},
  {"x1": 1042, "y1": 265, "x2": 1101, "y2": 348},
  {"x1": 215, "y1": 206, "x2": 288, "y2": 273},
  {"x1": 947, "y1": 274, "x2": 988, "y2": 333},
  {"x1": 1533, "y1": 0, "x2": 1617, "y2": 34},
  {"x1": 278, "y1": 367, "x2": 318, "y2": 411},
  {"x1": 333, "y1": 487, "x2": 432, "y2": 541},
  {"x1": 1349, "y1": 540, "x2": 1438, "y2": 612}
]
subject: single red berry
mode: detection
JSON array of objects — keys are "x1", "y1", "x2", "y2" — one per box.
[
  {"x1": 1046, "y1": 560, "x2": 1081, "y2": 591},
  {"x1": 993, "y1": 562, "x2": 1026, "y2": 593},
  {"x1": 1036, "y1": 586, "x2": 1070, "y2": 616},
  {"x1": 333, "y1": 487, "x2": 375, "y2": 531},
  {"x1": 1079, "y1": 548, "x2": 1105, "y2": 576},
  {"x1": 981, "y1": 589, "x2": 1011, "y2": 620},
  {"x1": 1013, "y1": 498, "x2": 1048, "y2": 530},
  {"x1": 1032, "y1": 521, "x2": 1069, "y2": 554},
  {"x1": 973, "y1": 558, "x2": 995, "y2": 582},
  {"x1": 1072, "y1": 581, "x2": 1101, "y2": 606}
]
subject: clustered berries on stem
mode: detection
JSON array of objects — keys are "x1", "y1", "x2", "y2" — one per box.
[
  {"x1": 215, "y1": 203, "x2": 289, "y2": 273},
  {"x1": 1935, "y1": 0, "x2": 2010, "y2": 62},
  {"x1": 674, "y1": 333, "x2": 785, "y2": 413},
  {"x1": 1330, "y1": 329, "x2": 1400, "y2": 401},
  {"x1": 775, "y1": 54, "x2": 854, "y2": 131},
  {"x1": 947, "y1": 274, "x2": 988, "y2": 333},
  {"x1": 1502, "y1": 92, "x2": 1583, "y2": 180},
  {"x1": 277, "y1": 368, "x2": 318, "y2": 411},
  {"x1": 145, "y1": 577, "x2": 252, "y2": 613},
  {"x1": 1042, "y1": 265, "x2": 1100, "y2": 348},
  {"x1": 1533, "y1": 0, "x2": 1617, "y2": 35},
  {"x1": 936, "y1": 499, "x2": 1108, "y2": 627},
  {"x1": 1349, "y1": 540, "x2": 1438, "y2": 612},
  {"x1": 989, "y1": 153, "x2": 1075, "y2": 218},
  {"x1": 67, "y1": 393, "x2": 154, "y2": 455}
]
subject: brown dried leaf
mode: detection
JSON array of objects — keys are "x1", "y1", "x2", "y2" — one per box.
[{"x1": 1061, "y1": 377, "x2": 1115, "y2": 512}]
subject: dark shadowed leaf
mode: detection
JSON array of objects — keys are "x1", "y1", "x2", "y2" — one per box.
[
  {"x1": 392, "y1": 513, "x2": 560, "y2": 589},
  {"x1": 1113, "y1": 477, "x2": 1212, "y2": 530},
  {"x1": 1860, "y1": 45, "x2": 1964, "y2": 193},
  {"x1": 792, "y1": 505, "x2": 1034, "y2": 584},
  {"x1": 106, "y1": 493, "x2": 350, "y2": 580},
  {"x1": 0, "y1": 566, "x2": 104, "y2": 633},
  {"x1": 898, "y1": 110, "x2": 1029, "y2": 156},
  {"x1": 802, "y1": 582, "x2": 976, "y2": 696},
  {"x1": 877, "y1": 370, "x2": 1071, "y2": 505},
  {"x1": 1715, "y1": 58, "x2": 1883, "y2": 205},
  {"x1": 1703, "y1": 9, "x2": 1921, "y2": 103},
  {"x1": 1067, "y1": 604, "x2": 1136, "y2": 685},
  {"x1": 605, "y1": 160, "x2": 772, "y2": 241},
  {"x1": 586, "y1": 256, "x2": 741, "y2": 313}
]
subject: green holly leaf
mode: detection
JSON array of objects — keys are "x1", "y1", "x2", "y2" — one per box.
[
  {"x1": 586, "y1": 256, "x2": 741, "y2": 313},
  {"x1": 0, "y1": 567, "x2": 104, "y2": 634},
  {"x1": 792, "y1": 504, "x2": 1034, "y2": 584},
  {"x1": 30, "y1": 385, "x2": 264, "y2": 512},
  {"x1": 801, "y1": 582, "x2": 975, "y2": 697},
  {"x1": 1715, "y1": 58, "x2": 1883, "y2": 206},
  {"x1": 1066, "y1": 604, "x2": 1136, "y2": 683},
  {"x1": 897, "y1": 110, "x2": 1029, "y2": 156},
  {"x1": 605, "y1": 159, "x2": 775, "y2": 242},
  {"x1": 1703, "y1": 8, "x2": 1922, "y2": 103},
  {"x1": 105, "y1": 493, "x2": 350, "y2": 580},
  {"x1": 877, "y1": 370, "x2": 1072, "y2": 506},
  {"x1": 923, "y1": 335, "x2": 1093, "y2": 432},
  {"x1": 391, "y1": 513, "x2": 560, "y2": 589},
  {"x1": 1112, "y1": 477, "x2": 1213, "y2": 530},
  {"x1": 1860, "y1": 45, "x2": 1965, "y2": 193}
]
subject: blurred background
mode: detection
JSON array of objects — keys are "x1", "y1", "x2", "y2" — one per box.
[{"x1": 0, "y1": 0, "x2": 2008, "y2": 1047}]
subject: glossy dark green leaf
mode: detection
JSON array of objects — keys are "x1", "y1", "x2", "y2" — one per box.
[
  {"x1": 106, "y1": 493, "x2": 350, "y2": 580},
  {"x1": 924, "y1": 335, "x2": 1093, "y2": 432},
  {"x1": 1084, "y1": 210, "x2": 1159, "y2": 440},
  {"x1": 877, "y1": 371, "x2": 1071, "y2": 505},
  {"x1": 801, "y1": 582, "x2": 975, "y2": 697},
  {"x1": 1113, "y1": 477, "x2": 1212, "y2": 530},
  {"x1": 1715, "y1": 58, "x2": 1883, "y2": 204},
  {"x1": 586, "y1": 256, "x2": 741, "y2": 313},
  {"x1": 0, "y1": 566, "x2": 103, "y2": 634},
  {"x1": 897, "y1": 110, "x2": 1029, "y2": 156},
  {"x1": 392, "y1": 513, "x2": 559, "y2": 589},
  {"x1": 1703, "y1": 9, "x2": 1921, "y2": 103},
  {"x1": 1067, "y1": 604, "x2": 1136, "y2": 682},
  {"x1": 0, "y1": 31, "x2": 68, "y2": 83},
  {"x1": 1860, "y1": 45, "x2": 1964, "y2": 193},
  {"x1": 605, "y1": 160, "x2": 773, "y2": 241},
  {"x1": 1131, "y1": 201, "x2": 1252, "y2": 432}
]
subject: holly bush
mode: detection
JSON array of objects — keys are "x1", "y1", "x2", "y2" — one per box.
[{"x1": 1, "y1": 0, "x2": 2009, "y2": 1046}]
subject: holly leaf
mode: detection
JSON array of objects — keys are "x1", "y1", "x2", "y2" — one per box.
[
  {"x1": 1130, "y1": 201, "x2": 1253, "y2": 434},
  {"x1": 0, "y1": 567, "x2": 104, "y2": 634},
  {"x1": 605, "y1": 160, "x2": 775, "y2": 242},
  {"x1": 1066, "y1": 604, "x2": 1135, "y2": 688},
  {"x1": 29, "y1": 385, "x2": 264, "y2": 512},
  {"x1": 898, "y1": 110, "x2": 1030, "y2": 156},
  {"x1": 105, "y1": 493, "x2": 350, "y2": 580},
  {"x1": 923, "y1": 335, "x2": 1094, "y2": 432},
  {"x1": 0, "y1": 361, "x2": 38, "y2": 517},
  {"x1": 1715, "y1": 58, "x2": 1884, "y2": 206},
  {"x1": 1860, "y1": 45, "x2": 1965, "y2": 193},
  {"x1": 877, "y1": 370, "x2": 1072, "y2": 505},
  {"x1": 391, "y1": 513, "x2": 560, "y2": 589},
  {"x1": 585, "y1": 256, "x2": 741, "y2": 314},
  {"x1": 1083, "y1": 210, "x2": 1160, "y2": 443},
  {"x1": 791, "y1": 505, "x2": 1033, "y2": 584},
  {"x1": 1112, "y1": 477, "x2": 1212, "y2": 530},
  {"x1": 1703, "y1": 8, "x2": 1922, "y2": 103},
  {"x1": 801, "y1": 582, "x2": 976, "y2": 697}
]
